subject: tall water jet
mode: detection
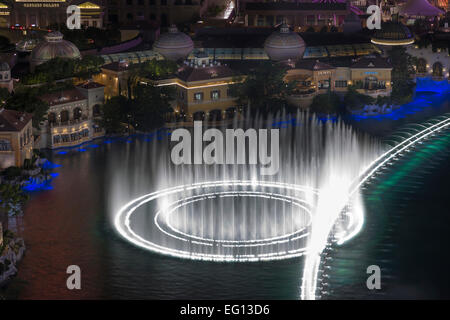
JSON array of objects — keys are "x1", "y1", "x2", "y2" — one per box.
[{"x1": 109, "y1": 110, "x2": 382, "y2": 297}]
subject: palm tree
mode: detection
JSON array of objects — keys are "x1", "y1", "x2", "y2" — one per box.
[{"x1": 0, "y1": 184, "x2": 30, "y2": 216}]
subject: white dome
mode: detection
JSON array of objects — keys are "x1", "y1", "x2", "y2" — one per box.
[
  {"x1": 264, "y1": 24, "x2": 306, "y2": 61},
  {"x1": 153, "y1": 25, "x2": 194, "y2": 61}
]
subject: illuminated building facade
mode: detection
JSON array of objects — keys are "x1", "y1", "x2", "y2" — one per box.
[
  {"x1": 93, "y1": 60, "x2": 131, "y2": 99},
  {"x1": 38, "y1": 82, "x2": 105, "y2": 149},
  {"x1": 285, "y1": 56, "x2": 392, "y2": 108},
  {"x1": 7, "y1": 0, "x2": 104, "y2": 28},
  {"x1": 0, "y1": 109, "x2": 33, "y2": 169},
  {"x1": 160, "y1": 53, "x2": 238, "y2": 122},
  {"x1": 0, "y1": 2, "x2": 10, "y2": 28}
]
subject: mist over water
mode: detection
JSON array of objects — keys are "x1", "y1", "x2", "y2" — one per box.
[{"x1": 108, "y1": 109, "x2": 382, "y2": 269}]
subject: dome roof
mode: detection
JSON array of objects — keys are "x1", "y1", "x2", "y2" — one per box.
[
  {"x1": 0, "y1": 62, "x2": 10, "y2": 72},
  {"x1": 264, "y1": 24, "x2": 306, "y2": 61},
  {"x1": 371, "y1": 20, "x2": 414, "y2": 46},
  {"x1": 153, "y1": 25, "x2": 194, "y2": 61},
  {"x1": 31, "y1": 31, "x2": 81, "y2": 67}
]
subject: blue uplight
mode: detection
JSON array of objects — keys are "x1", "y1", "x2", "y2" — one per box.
[
  {"x1": 57, "y1": 151, "x2": 68, "y2": 155},
  {"x1": 42, "y1": 160, "x2": 61, "y2": 170}
]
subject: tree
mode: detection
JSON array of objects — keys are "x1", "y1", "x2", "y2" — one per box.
[
  {"x1": 131, "y1": 83, "x2": 175, "y2": 131},
  {"x1": 228, "y1": 61, "x2": 296, "y2": 116},
  {"x1": 99, "y1": 95, "x2": 131, "y2": 134},
  {"x1": 5, "y1": 89, "x2": 49, "y2": 128},
  {"x1": 387, "y1": 46, "x2": 415, "y2": 105},
  {"x1": 344, "y1": 86, "x2": 375, "y2": 111},
  {"x1": 0, "y1": 88, "x2": 10, "y2": 106},
  {"x1": 310, "y1": 92, "x2": 342, "y2": 115},
  {"x1": 0, "y1": 184, "x2": 30, "y2": 216},
  {"x1": 138, "y1": 59, "x2": 178, "y2": 80}
]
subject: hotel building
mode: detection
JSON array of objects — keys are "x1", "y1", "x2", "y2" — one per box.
[
  {"x1": 0, "y1": 109, "x2": 33, "y2": 169},
  {"x1": 38, "y1": 81, "x2": 105, "y2": 149}
]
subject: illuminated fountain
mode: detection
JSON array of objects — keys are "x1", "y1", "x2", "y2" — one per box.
[{"x1": 111, "y1": 110, "x2": 383, "y2": 297}]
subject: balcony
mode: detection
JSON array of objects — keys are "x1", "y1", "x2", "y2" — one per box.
[{"x1": 49, "y1": 116, "x2": 89, "y2": 128}]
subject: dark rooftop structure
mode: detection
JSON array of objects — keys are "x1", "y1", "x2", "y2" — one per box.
[
  {"x1": 39, "y1": 89, "x2": 86, "y2": 106},
  {"x1": 77, "y1": 81, "x2": 105, "y2": 90},
  {"x1": 295, "y1": 59, "x2": 335, "y2": 70},
  {"x1": 0, "y1": 108, "x2": 33, "y2": 132},
  {"x1": 350, "y1": 56, "x2": 392, "y2": 69},
  {"x1": 176, "y1": 63, "x2": 235, "y2": 82}
]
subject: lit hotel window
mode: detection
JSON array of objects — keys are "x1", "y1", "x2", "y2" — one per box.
[
  {"x1": 194, "y1": 92, "x2": 203, "y2": 101},
  {"x1": 211, "y1": 90, "x2": 220, "y2": 100}
]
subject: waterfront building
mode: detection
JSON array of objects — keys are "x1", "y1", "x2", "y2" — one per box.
[
  {"x1": 0, "y1": 108, "x2": 33, "y2": 169},
  {"x1": 38, "y1": 82, "x2": 105, "y2": 149},
  {"x1": 285, "y1": 55, "x2": 392, "y2": 108},
  {"x1": 148, "y1": 52, "x2": 239, "y2": 123}
]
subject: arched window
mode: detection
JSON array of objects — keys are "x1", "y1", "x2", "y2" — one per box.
[
  {"x1": 225, "y1": 107, "x2": 237, "y2": 120},
  {"x1": 432, "y1": 62, "x2": 443, "y2": 77},
  {"x1": 93, "y1": 104, "x2": 101, "y2": 117},
  {"x1": 193, "y1": 111, "x2": 205, "y2": 121},
  {"x1": 73, "y1": 107, "x2": 82, "y2": 120},
  {"x1": 416, "y1": 58, "x2": 427, "y2": 74},
  {"x1": 208, "y1": 109, "x2": 222, "y2": 122},
  {"x1": 60, "y1": 110, "x2": 69, "y2": 123},
  {"x1": 48, "y1": 112, "x2": 57, "y2": 124}
]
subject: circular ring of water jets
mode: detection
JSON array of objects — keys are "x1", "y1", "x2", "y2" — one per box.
[{"x1": 114, "y1": 180, "x2": 317, "y2": 262}]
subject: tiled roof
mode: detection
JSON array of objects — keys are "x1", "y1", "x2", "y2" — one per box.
[
  {"x1": 295, "y1": 59, "x2": 335, "y2": 71},
  {"x1": 350, "y1": 56, "x2": 392, "y2": 69},
  {"x1": 77, "y1": 81, "x2": 105, "y2": 89},
  {"x1": 0, "y1": 108, "x2": 32, "y2": 132},
  {"x1": 39, "y1": 89, "x2": 86, "y2": 106},
  {"x1": 176, "y1": 64, "x2": 234, "y2": 82}
]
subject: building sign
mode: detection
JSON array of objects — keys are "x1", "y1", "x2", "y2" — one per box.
[
  {"x1": 23, "y1": 3, "x2": 60, "y2": 6},
  {"x1": 365, "y1": 71, "x2": 378, "y2": 75}
]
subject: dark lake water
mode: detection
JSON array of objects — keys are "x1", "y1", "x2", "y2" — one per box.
[{"x1": 3, "y1": 87, "x2": 450, "y2": 299}]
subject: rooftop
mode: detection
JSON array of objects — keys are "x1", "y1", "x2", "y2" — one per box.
[
  {"x1": 102, "y1": 61, "x2": 131, "y2": 72},
  {"x1": 39, "y1": 89, "x2": 86, "y2": 106},
  {"x1": 350, "y1": 56, "x2": 392, "y2": 69},
  {"x1": 295, "y1": 59, "x2": 335, "y2": 71},
  {"x1": 176, "y1": 62, "x2": 234, "y2": 82},
  {"x1": 77, "y1": 81, "x2": 105, "y2": 90},
  {"x1": 0, "y1": 108, "x2": 32, "y2": 132}
]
